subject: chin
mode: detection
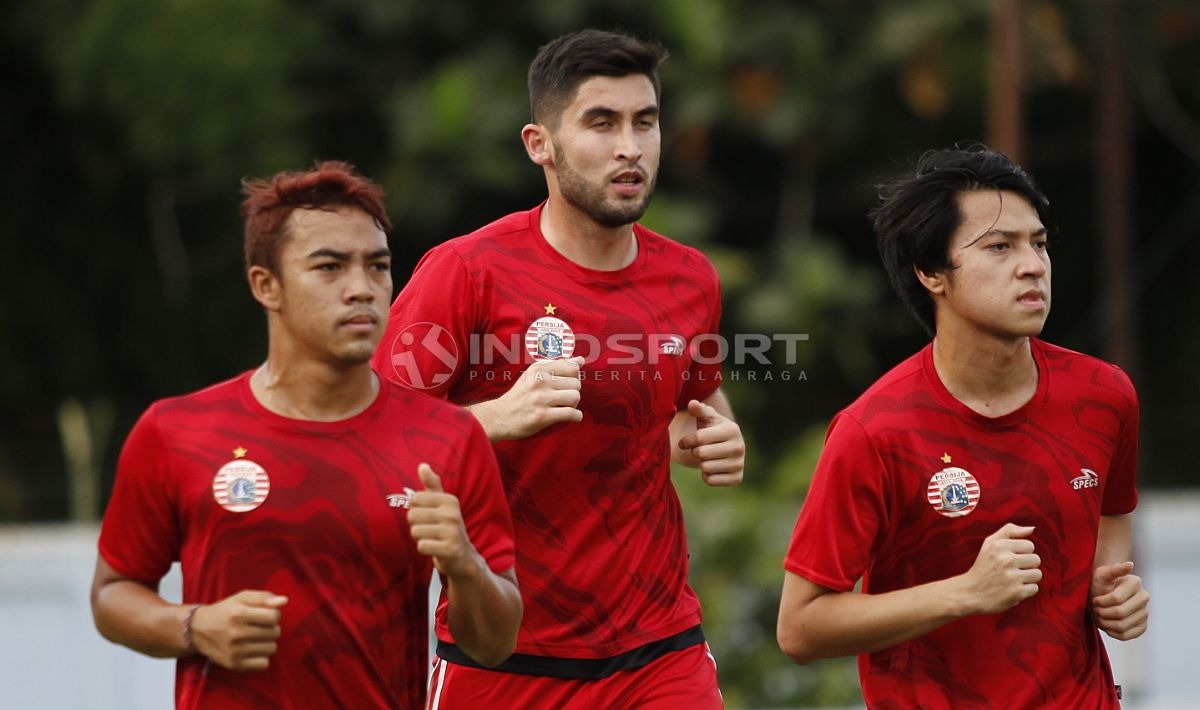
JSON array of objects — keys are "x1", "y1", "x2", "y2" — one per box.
[{"x1": 334, "y1": 344, "x2": 377, "y2": 366}]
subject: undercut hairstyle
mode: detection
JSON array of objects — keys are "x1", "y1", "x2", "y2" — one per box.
[
  {"x1": 528, "y1": 29, "x2": 667, "y2": 130},
  {"x1": 240, "y1": 160, "x2": 391, "y2": 275},
  {"x1": 871, "y1": 146, "x2": 1051, "y2": 336}
]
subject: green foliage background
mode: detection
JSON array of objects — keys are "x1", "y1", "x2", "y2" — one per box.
[{"x1": 3, "y1": 1, "x2": 1198, "y2": 706}]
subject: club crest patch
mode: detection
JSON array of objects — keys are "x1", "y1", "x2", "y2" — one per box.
[
  {"x1": 525, "y1": 316, "x2": 576, "y2": 360},
  {"x1": 213, "y1": 458, "x2": 270, "y2": 513},
  {"x1": 926, "y1": 466, "x2": 980, "y2": 518}
]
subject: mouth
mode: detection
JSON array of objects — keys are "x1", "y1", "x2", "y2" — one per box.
[
  {"x1": 339, "y1": 313, "x2": 379, "y2": 331},
  {"x1": 610, "y1": 169, "x2": 646, "y2": 197},
  {"x1": 1017, "y1": 290, "x2": 1046, "y2": 309}
]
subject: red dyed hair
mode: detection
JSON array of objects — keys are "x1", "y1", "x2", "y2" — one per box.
[{"x1": 240, "y1": 160, "x2": 392, "y2": 274}]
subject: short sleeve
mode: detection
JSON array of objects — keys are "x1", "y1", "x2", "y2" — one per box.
[
  {"x1": 1102, "y1": 368, "x2": 1140, "y2": 515},
  {"x1": 97, "y1": 404, "x2": 180, "y2": 584},
  {"x1": 372, "y1": 245, "x2": 478, "y2": 399},
  {"x1": 677, "y1": 262, "x2": 724, "y2": 408},
  {"x1": 783, "y1": 412, "x2": 891, "y2": 592},
  {"x1": 452, "y1": 417, "x2": 516, "y2": 575}
]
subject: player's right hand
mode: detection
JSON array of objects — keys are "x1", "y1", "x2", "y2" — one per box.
[
  {"x1": 490, "y1": 356, "x2": 584, "y2": 440},
  {"x1": 189, "y1": 590, "x2": 288, "y2": 672},
  {"x1": 959, "y1": 523, "x2": 1042, "y2": 615}
]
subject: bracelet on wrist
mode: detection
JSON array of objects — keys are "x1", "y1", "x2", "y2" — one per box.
[{"x1": 181, "y1": 603, "x2": 203, "y2": 655}]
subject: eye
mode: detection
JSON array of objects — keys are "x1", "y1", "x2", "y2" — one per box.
[
  {"x1": 315, "y1": 262, "x2": 341, "y2": 271},
  {"x1": 371, "y1": 261, "x2": 391, "y2": 272},
  {"x1": 1034, "y1": 239, "x2": 1049, "y2": 251},
  {"x1": 986, "y1": 242, "x2": 1009, "y2": 252},
  {"x1": 590, "y1": 119, "x2": 612, "y2": 129}
]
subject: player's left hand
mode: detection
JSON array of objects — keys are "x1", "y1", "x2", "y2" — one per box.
[
  {"x1": 1090, "y1": 561, "x2": 1149, "y2": 641},
  {"x1": 408, "y1": 464, "x2": 482, "y2": 578},
  {"x1": 677, "y1": 399, "x2": 744, "y2": 487}
]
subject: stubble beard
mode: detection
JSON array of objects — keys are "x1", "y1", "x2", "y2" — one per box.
[
  {"x1": 554, "y1": 143, "x2": 657, "y2": 229},
  {"x1": 333, "y1": 335, "x2": 379, "y2": 366}
]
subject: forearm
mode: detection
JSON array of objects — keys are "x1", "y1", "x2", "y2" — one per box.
[
  {"x1": 444, "y1": 561, "x2": 522, "y2": 666},
  {"x1": 92, "y1": 579, "x2": 192, "y2": 658},
  {"x1": 1094, "y1": 514, "x2": 1133, "y2": 568},
  {"x1": 779, "y1": 573, "x2": 974, "y2": 664}
]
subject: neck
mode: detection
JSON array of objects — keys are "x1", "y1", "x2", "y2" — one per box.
[
  {"x1": 250, "y1": 341, "x2": 378, "y2": 421},
  {"x1": 540, "y1": 197, "x2": 637, "y2": 271},
  {"x1": 931, "y1": 331, "x2": 1038, "y2": 418}
]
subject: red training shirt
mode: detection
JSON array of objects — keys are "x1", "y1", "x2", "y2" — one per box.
[
  {"x1": 785, "y1": 339, "x2": 1139, "y2": 709},
  {"x1": 99, "y1": 373, "x2": 515, "y2": 709},
  {"x1": 373, "y1": 205, "x2": 723, "y2": 660}
]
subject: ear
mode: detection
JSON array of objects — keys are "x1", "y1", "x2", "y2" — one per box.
[
  {"x1": 247, "y1": 265, "x2": 283, "y2": 311},
  {"x1": 914, "y1": 264, "x2": 948, "y2": 296},
  {"x1": 521, "y1": 123, "x2": 554, "y2": 167}
]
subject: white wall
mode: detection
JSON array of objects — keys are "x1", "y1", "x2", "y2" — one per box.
[{"x1": 1, "y1": 492, "x2": 1196, "y2": 709}]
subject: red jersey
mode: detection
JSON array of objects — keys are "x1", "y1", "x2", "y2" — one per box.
[
  {"x1": 785, "y1": 339, "x2": 1139, "y2": 709},
  {"x1": 372, "y1": 205, "x2": 723, "y2": 665},
  {"x1": 98, "y1": 372, "x2": 515, "y2": 709}
]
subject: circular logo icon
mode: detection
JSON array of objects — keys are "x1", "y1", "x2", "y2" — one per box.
[
  {"x1": 387, "y1": 321, "x2": 460, "y2": 390},
  {"x1": 525, "y1": 317, "x2": 575, "y2": 360},
  {"x1": 926, "y1": 466, "x2": 981, "y2": 518},
  {"x1": 213, "y1": 459, "x2": 270, "y2": 513}
]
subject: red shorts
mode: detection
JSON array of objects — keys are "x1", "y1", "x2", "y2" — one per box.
[{"x1": 426, "y1": 642, "x2": 723, "y2": 710}]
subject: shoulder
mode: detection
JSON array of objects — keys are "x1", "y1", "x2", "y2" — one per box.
[
  {"x1": 149, "y1": 372, "x2": 250, "y2": 423},
  {"x1": 1035, "y1": 339, "x2": 1138, "y2": 408},
  {"x1": 429, "y1": 209, "x2": 536, "y2": 264},
  {"x1": 840, "y1": 348, "x2": 929, "y2": 428},
  {"x1": 635, "y1": 223, "x2": 719, "y2": 283}
]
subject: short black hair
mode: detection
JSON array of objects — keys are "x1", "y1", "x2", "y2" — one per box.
[
  {"x1": 528, "y1": 29, "x2": 667, "y2": 129},
  {"x1": 871, "y1": 146, "x2": 1051, "y2": 335}
]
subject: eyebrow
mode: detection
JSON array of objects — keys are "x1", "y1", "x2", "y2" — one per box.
[
  {"x1": 580, "y1": 104, "x2": 660, "y2": 122},
  {"x1": 306, "y1": 248, "x2": 392, "y2": 260},
  {"x1": 984, "y1": 228, "x2": 1048, "y2": 238},
  {"x1": 960, "y1": 226, "x2": 1047, "y2": 249}
]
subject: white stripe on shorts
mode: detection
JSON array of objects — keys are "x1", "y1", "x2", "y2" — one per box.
[{"x1": 427, "y1": 657, "x2": 448, "y2": 710}]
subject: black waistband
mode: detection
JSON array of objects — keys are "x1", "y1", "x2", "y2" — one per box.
[{"x1": 436, "y1": 625, "x2": 705, "y2": 680}]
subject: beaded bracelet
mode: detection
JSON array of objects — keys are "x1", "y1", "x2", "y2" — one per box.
[{"x1": 182, "y1": 603, "x2": 203, "y2": 655}]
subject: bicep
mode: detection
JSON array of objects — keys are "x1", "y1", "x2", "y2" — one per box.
[
  {"x1": 91, "y1": 555, "x2": 158, "y2": 608},
  {"x1": 780, "y1": 570, "x2": 837, "y2": 622},
  {"x1": 778, "y1": 571, "x2": 841, "y2": 663}
]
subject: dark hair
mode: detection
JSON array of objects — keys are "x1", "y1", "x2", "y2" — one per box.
[
  {"x1": 240, "y1": 160, "x2": 391, "y2": 275},
  {"x1": 528, "y1": 29, "x2": 667, "y2": 129},
  {"x1": 871, "y1": 146, "x2": 1051, "y2": 335}
]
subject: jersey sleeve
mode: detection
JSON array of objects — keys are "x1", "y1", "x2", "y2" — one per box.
[
  {"x1": 372, "y1": 244, "x2": 478, "y2": 399},
  {"x1": 677, "y1": 260, "x2": 724, "y2": 408},
  {"x1": 1101, "y1": 367, "x2": 1140, "y2": 515},
  {"x1": 97, "y1": 404, "x2": 180, "y2": 584},
  {"x1": 452, "y1": 416, "x2": 516, "y2": 575},
  {"x1": 783, "y1": 412, "x2": 891, "y2": 591}
]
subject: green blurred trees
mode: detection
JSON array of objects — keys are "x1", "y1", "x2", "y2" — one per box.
[{"x1": 3, "y1": 0, "x2": 1198, "y2": 705}]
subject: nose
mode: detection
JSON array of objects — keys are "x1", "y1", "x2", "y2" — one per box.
[
  {"x1": 614, "y1": 122, "x2": 642, "y2": 163},
  {"x1": 344, "y1": 265, "x2": 376, "y2": 304},
  {"x1": 1016, "y1": 242, "x2": 1048, "y2": 279}
]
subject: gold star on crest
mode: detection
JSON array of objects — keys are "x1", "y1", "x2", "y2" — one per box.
[
  {"x1": 233, "y1": 447, "x2": 248, "y2": 459},
  {"x1": 544, "y1": 303, "x2": 557, "y2": 315},
  {"x1": 941, "y1": 453, "x2": 952, "y2": 464}
]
